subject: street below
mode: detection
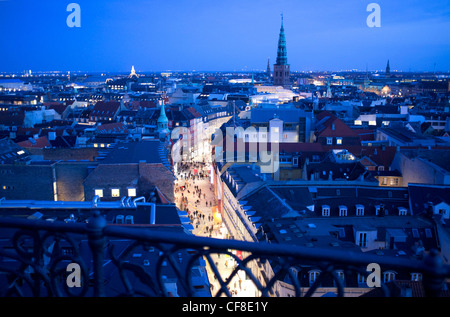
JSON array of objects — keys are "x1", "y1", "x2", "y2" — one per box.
[{"x1": 174, "y1": 161, "x2": 256, "y2": 297}]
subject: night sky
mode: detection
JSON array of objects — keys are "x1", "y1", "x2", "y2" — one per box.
[{"x1": 1, "y1": 0, "x2": 449, "y2": 73}]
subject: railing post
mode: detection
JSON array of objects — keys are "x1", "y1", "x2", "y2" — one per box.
[
  {"x1": 87, "y1": 210, "x2": 107, "y2": 297},
  {"x1": 423, "y1": 249, "x2": 444, "y2": 297}
]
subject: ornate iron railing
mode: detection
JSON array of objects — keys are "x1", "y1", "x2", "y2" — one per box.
[{"x1": 0, "y1": 211, "x2": 449, "y2": 297}]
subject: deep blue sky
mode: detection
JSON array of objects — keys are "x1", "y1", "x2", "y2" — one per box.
[{"x1": 1, "y1": 0, "x2": 449, "y2": 73}]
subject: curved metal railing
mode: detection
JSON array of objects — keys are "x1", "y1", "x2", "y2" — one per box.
[{"x1": 0, "y1": 212, "x2": 449, "y2": 297}]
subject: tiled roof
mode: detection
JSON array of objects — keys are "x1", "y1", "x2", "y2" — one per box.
[
  {"x1": 315, "y1": 111, "x2": 359, "y2": 138},
  {"x1": 17, "y1": 136, "x2": 51, "y2": 149},
  {"x1": 91, "y1": 101, "x2": 121, "y2": 117},
  {"x1": 96, "y1": 122, "x2": 129, "y2": 134}
]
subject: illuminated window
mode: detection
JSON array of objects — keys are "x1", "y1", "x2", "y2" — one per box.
[
  {"x1": 111, "y1": 188, "x2": 120, "y2": 197},
  {"x1": 128, "y1": 188, "x2": 136, "y2": 197},
  {"x1": 94, "y1": 189, "x2": 103, "y2": 198},
  {"x1": 369, "y1": 121, "x2": 377, "y2": 126},
  {"x1": 336, "y1": 137, "x2": 342, "y2": 145},
  {"x1": 390, "y1": 178, "x2": 399, "y2": 186},
  {"x1": 354, "y1": 120, "x2": 362, "y2": 126}
]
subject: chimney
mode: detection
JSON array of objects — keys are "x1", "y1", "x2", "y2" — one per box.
[
  {"x1": 150, "y1": 203, "x2": 156, "y2": 224},
  {"x1": 48, "y1": 131, "x2": 56, "y2": 141}
]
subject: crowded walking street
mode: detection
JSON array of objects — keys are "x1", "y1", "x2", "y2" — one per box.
[
  {"x1": 174, "y1": 161, "x2": 257, "y2": 297},
  {"x1": 174, "y1": 161, "x2": 219, "y2": 238}
]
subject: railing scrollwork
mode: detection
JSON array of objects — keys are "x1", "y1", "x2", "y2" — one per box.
[{"x1": 0, "y1": 213, "x2": 449, "y2": 297}]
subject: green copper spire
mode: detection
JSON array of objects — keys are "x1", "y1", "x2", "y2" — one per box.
[{"x1": 276, "y1": 14, "x2": 288, "y2": 65}]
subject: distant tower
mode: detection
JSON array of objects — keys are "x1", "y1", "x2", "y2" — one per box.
[
  {"x1": 157, "y1": 102, "x2": 169, "y2": 140},
  {"x1": 326, "y1": 77, "x2": 332, "y2": 98},
  {"x1": 273, "y1": 14, "x2": 290, "y2": 89},
  {"x1": 266, "y1": 58, "x2": 271, "y2": 77},
  {"x1": 363, "y1": 65, "x2": 369, "y2": 91},
  {"x1": 129, "y1": 65, "x2": 137, "y2": 78},
  {"x1": 386, "y1": 60, "x2": 390, "y2": 78}
]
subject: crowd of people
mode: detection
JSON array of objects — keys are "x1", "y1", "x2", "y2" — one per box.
[
  {"x1": 174, "y1": 161, "x2": 218, "y2": 237},
  {"x1": 174, "y1": 161, "x2": 253, "y2": 296}
]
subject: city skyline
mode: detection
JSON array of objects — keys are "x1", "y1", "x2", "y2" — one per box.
[{"x1": 1, "y1": 0, "x2": 450, "y2": 73}]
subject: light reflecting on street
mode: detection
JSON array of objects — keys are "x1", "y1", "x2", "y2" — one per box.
[{"x1": 174, "y1": 160, "x2": 258, "y2": 297}]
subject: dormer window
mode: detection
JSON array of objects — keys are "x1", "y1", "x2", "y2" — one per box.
[
  {"x1": 322, "y1": 205, "x2": 330, "y2": 217},
  {"x1": 398, "y1": 207, "x2": 408, "y2": 216},
  {"x1": 334, "y1": 270, "x2": 345, "y2": 286},
  {"x1": 339, "y1": 205, "x2": 347, "y2": 217},
  {"x1": 309, "y1": 270, "x2": 321, "y2": 286},
  {"x1": 356, "y1": 204, "x2": 364, "y2": 216},
  {"x1": 383, "y1": 271, "x2": 396, "y2": 283},
  {"x1": 326, "y1": 137, "x2": 333, "y2": 145},
  {"x1": 411, "y1": 273, "x2": 422, "y2": 281},
  {"x1": 375, "y1": 205, "x2": 381, "y2": 216}
]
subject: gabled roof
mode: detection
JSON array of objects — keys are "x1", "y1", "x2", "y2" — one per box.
[
  {"x1": 90, "y1": 101, "x2": 121, "y2": 117},
  {"x1": 0, "y1": 138, "x2": 30, "y2": 163},
  {"x1": 46, "y1": 103, "x2": 68, "y2": 115},
  {"x1": 17, "y1": 136, "x2": 51, "y2": 149},
  {"x1": 408, "y1": 184, "x2": 450, "y2": 216},
  {"x1": 100, "y1": 140, "x2": 166, "y2": 165},
  {"x1": 83, "y1": 164, "x2": 139, "y2": 187},
  {"x1": 250, "y1": 108, "x2": 310, "y2": 124},
  {"x1": 96, "y1": 122, "x2": 129, "y2": 134},
  {"x1": 0, "y1": 110, "x2": 25, "y2": 126},
  {"x1": 359, "y1": 146, "x2": 397, "y2": 168},
  {"x1": 184, "y1": 107, "x2": 202, "y2": 118},
  {"x1": 315, "y1": 111, "x2": 359, "y2": 138}
]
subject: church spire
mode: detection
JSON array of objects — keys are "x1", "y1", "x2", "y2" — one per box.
[
  {"x1": 273, "y1": 14, "x2": 290, "y2": 89},
  {"x1": 276, "y1": 13, "x2": 288, "y2": 65}
]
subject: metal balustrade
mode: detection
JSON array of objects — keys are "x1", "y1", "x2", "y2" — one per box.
[{"x1": 0, "y1": 211, "x2": 449, "y2": 297}]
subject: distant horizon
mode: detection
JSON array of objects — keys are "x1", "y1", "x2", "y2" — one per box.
[
  {"x1": 1, "y1": 68, "x2": 450, "y2": 76},
  {"x1": 1, "y1": 1, "x2": 449, "y2": 73}
]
